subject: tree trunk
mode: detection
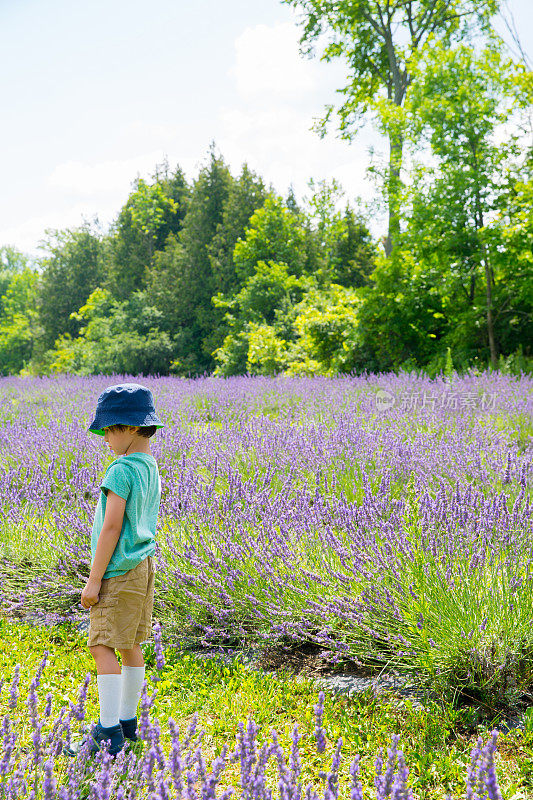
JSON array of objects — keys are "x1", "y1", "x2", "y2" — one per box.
[
  {"x1": 384, "y1": 131, "x2": 403, "y2": 257},
  {"x1": 482, "y1": 249, "x2": 498, "y2": 368},
  {"x1": 475, "y1": 198, "x2": 498, "y2": 368},
  {"x1": 469, "y1": 270, "x2": 476, "y2": 304}
]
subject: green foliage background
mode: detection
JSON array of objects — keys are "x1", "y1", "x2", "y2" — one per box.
[{"x1": 0, "y1": 12, "x2": 531, "y2": 378}]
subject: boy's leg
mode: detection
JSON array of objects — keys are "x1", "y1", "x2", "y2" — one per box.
[
  {"x1": 117, "y1": 645, "x2": 145, "y2": 726},
  {"x1": 89, "y1": 645, "x2": 122, "y2": 728},
  {"x1": 64, "y1": 644, "x2": 125, "y2": 757},
  {"x1": 119, "y1": 644, "x2": 144, "y2": 667},
  {"x1": 89, "y1": 644, "x2": 121, "y2": 674},
  {"x1": 115, "y1": 557, "x2": 153, "y2": 728}
]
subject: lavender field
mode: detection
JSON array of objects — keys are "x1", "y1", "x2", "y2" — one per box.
[{"x1": 0, "y1": 370, "x2": 532, "y2": 700}]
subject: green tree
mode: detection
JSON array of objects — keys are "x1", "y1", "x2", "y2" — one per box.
[
  {"x1": 302, "y1": 178, "x2": 376, "y2": 286},
  {"x1": 0, "y1": 246, "x2": 28, "y2": 272},
  {"x1": 486, "y1": 159, "x2": 533, "y2": 358},
  {"x1": 202, "y1": 165, "x2": 267, "y2": 360},
  {"x1": 0, "y1": 246, "x2": 29, "y2": 316},
  {"x1": 212, "y1": 261, "x2": 311, "y2": 376},
  {"x1": 146, "y1": 234, "x2": 186, "y2": 333},
  {"x1": 233, "y1": 195, "x2": 308, "y2": 283},
  {"x1": 105, "y1": 162, "x2": 189, "y2": 300},
  {"x1": 208, "y1": 164, "x2": 267, "y2": 297},
  {"x1": 36, "y1": 222, "x2": 104, "y2": 353},
  {"x1": 333, "y1": 206, "x2": 376, "y2": 287},
  {"x1": 213, "y1": 274, "x2": 368, "y2": 377},
  {"x1": 302, "y1": 178, "x2": 346, "y2": 285},
  {"x1": 286, "y1": 283, "x2": 363, "y2": 375},
  {"x1": 44, "y1": 288, "x2": 173, "y2": 376},
  {"x1": 286, "y1": 184, "x2": 301, "y2": 215},
  {"x1": 0, "y1": 268, "x2": 40, "y2": 375},
  {"x1": 147, "y1": 145, "x2": 233, "y2": 375},
  {"x1": 352, "y1": 251, "x2": 444, "y2": 373},
  {"x1": 283, "y1": 0, "x2": 498, "y2": 256},
  {"x1": 246, "y1": 324, "x2": 291, "y2": 376},
  {"x1": 404, "y1": 42, "x2": 532, "y2": 366},
  {"x1": 148, "y1": 161, "x2": 255, "y2": 370}
]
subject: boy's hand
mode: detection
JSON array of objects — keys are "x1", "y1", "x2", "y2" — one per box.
[{"x1": 81, "y1": 579, "x2": 102, "y2": 609}]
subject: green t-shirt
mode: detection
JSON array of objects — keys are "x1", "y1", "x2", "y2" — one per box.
[{"x1": 91, "y1": 452, "x2": 161, "y2": 578}]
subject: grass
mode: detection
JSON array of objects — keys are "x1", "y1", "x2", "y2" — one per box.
[
  {"x1": 0, "y1": 617, "x2": 532, "y2": 798},
  {"x1": 0, "y1": 511, "x2": 65, "y2": 566}
]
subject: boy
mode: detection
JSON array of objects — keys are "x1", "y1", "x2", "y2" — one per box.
[{"x1": 66, "y1": 383, "x2": 164, "y2": 757}]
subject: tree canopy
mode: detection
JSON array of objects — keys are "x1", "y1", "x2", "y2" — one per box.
[
  {"x1": 1, "y1": 11, "x2": 531, "y2": 389},
  {"x1": 283, "y1": 0, "x2": 501, "y2": 256}
]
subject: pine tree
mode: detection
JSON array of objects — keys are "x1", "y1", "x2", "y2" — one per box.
[
  {"x1": 209, "y1": 163, "x2": 267, "y2": 297},
  {"x1": 202, "y1": 165, "x2": 267, "y2": 361},
  {"x1": 37, "y1": 223, "x2": 103, "y2": 352},
  {"x1": 147, "y1": 145, "x2": 233, "y2": 375},
  {"x1": 105, "y1": 162, "x2": 189, "y2": 301}
]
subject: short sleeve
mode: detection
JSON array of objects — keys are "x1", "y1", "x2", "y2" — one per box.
[{"x1": 101, "y1": 461, "x2": 132, "y2": 501}]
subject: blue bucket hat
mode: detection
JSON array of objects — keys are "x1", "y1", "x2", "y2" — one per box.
[{"x1": 88, "y1": 383, "x2": 165, "y2": 436}]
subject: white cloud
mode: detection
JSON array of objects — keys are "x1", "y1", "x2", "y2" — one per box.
[
  {"x1": 219, "y1": 104, "x2": 373, "y2": 204},
  {"x1": 0, "y1": 205, "x2": 110, "y2": 255},
  {"x1": 123, "y1": 121, "x2": 181, "y2": 145},
  {"x1": 0, "y1": 148, "x2": 204, "y2": 255},
  {"x1": 0, "y1": 17, "x2": 386, "y2": 257},
  {"x1": 48, "y1": 150, "x2": 173, "y2": 196},
  {"x1": 43, "y1": 17, "x2": 377, "y2": 243},
  {"x1": 1, "y1": 151, "x2": 184, "y2": 254},
  {"x1": 229, "y1": 22, "x2": 317, "y2": 99},
  {"x1": 220, "y1": 21, "x2": 383, "y2": 230}
]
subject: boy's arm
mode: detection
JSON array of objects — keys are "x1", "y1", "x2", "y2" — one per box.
[{"x1": 81, "y1": 490, "x2": 126, "y2": 608}]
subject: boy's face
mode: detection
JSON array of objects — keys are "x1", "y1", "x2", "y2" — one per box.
[{"x1": 103, "y1": 425, "x2": 140, "y2": 456}]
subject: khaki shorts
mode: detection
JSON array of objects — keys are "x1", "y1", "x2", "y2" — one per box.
[{"x1": 88, "y1": 556, "x2": 155, "y2": 650}]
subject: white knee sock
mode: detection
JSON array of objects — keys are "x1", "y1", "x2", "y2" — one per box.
[
  {"x1": 119, "y1": 666, "x2": 146, "y2": 721},
  {"x1": 96, "y1": 674, "x2": 122, "y2": 728}
]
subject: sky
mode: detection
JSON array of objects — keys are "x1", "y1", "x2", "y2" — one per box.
[{"x1": 0, "y1": 0, "x2": 531, "y2": 257}]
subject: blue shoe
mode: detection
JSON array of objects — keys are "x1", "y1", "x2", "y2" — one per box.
[
  {"x1": 119, "y1": 716, "x2": 138, "y2": 742},
  {"x1": 64, "y1": 719, "x2": 125, "y2": 757}
]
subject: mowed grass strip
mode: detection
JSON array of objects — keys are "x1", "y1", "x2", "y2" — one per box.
[{"x1": 1, "y1": 618, "x2": 532, "y2": 798}]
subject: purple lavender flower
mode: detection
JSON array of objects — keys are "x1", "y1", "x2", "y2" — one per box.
[
  {"x1": 2, "y1": 373, "x2": 532, "y2": 730},
  {"x1": 349, "y1": 755, "x2": 363, "y2": 800},
  {"x1": 289, "y1": 724, "x2": 302, "y2": 800},
  {"x1": 204, "y1": 746, "x2": 228, "y2": 800},
  {"x1": 391, "y1": 750, "x2": 413, "y2": 800},
  {"x1": 375, "y1": 735, "x2": 402, "y2": 799},
  {"x1": 478, "y1": 732, "x2": 503, "y2": 800},
  {"x1": 168, "y1": 718, "x2": 184, "y2": 797},
  {"x1": 503, "y1": 452, "x2": 512, "y2": 484},
  {"x1": 314, "y1": 691, "x2": 326, "y2": 754},
  {"x1": 153, "y1": 620, "x2": 166, "y2": 672},
  {"x1": 183, "y1": 712, "x2": 199, "y2": 751},
  {"x1": 0, "y1": 647, "x2": 512, "y2": 800},
  {"x1": 44, "y1": 693, "x2": 53, "y2": 718},
  {"x1": 68, "y1": 673, "x2": 90, "y2": 722},
  {"x1": 42, "y1": 757, "x2": 56, "y2": 800},
  {"x1": 323, "y1": 738, "x2": 342, "y2": 800},
  {"x1": 8, "y1": 666, "x2": 20, "y2": 711},
  {"x1": 138, "y1": 680, "x2": 158, "y2": 741}
]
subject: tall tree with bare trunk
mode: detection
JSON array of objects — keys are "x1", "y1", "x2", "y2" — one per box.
[{"x1": 283, "y1": 0, "x2": 499, "y2": 256}]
